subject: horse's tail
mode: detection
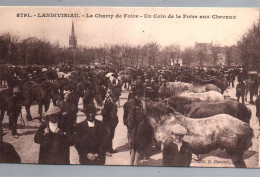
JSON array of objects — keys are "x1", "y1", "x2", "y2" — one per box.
[{"x1": 240, "y1": 123, "x2": 254, "y2": 150}]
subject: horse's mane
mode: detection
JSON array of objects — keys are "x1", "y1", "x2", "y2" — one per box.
[{"x1": 145, "y1": 99, "x2": 175, "y2": 118}]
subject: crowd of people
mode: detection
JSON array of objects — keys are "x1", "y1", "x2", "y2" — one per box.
[{"x1": 0, "y1": 63, "x2": 258, "y2": 166}]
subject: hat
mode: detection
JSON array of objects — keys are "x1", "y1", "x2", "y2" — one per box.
[
  {"x1": 43, "y1": 106, "x2": 61, "y2": 116},
  {"x1": 171, "y1": 124, "x2": 187, "y2": 135}
]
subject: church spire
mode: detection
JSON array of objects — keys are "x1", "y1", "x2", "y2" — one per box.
[{"x1": 69, "y1": 21, "x2": 77, "y2": 49}]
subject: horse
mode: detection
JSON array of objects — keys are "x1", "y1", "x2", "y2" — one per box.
[
  {"x1": 22, "y1": 81, "x2": 53, "y2": 121},
  {"x1": 124, "y1": 98, "x2": 253, "y2": 168},
  {"x1": 0, "y1": 88, "x2": 14, "y2": 125},
  {"x1": 46, "y1": 70, "x2": 58, "y2": 83},
  {"x1": 179, "y1": 90, "x2": 225, "y2": 102},
  {"x1": 162, "y1": 96, "x2": 251, "y2": 123},
  {"x1": 118, "y1": 74, "x2": 132, "y2": 91},
  {"x1": 183, "y1": 75, "x2": 226, "y2": 93},
  {"x1": 158, "y1": 82, "x2": 221, "y2": 100}
]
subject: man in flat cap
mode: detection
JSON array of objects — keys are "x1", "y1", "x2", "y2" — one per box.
[
  {"x1": 162, "y1": 124, "x2": 192, "y2": 167},
  {"x1": 75, "y1": 104, "x2": 107, "y2": 165},
  {"x1": 34, "y1": 106, "x2": 74, "y2": 164}
]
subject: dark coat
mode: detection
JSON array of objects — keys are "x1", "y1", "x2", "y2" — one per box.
[
  {"x1": 163, "y1": 141, "x2": 192, "y2": 167},
  {"x1": 236, "y1": 82, "x2": 245, "y2": 97},
  {"x1": 101, "y1": 98, "x2": 118, "y2": 128},
  {"x1": 0, "y1": 142, "x2": 21, "y2": 163},
  {"x1": 74, "y1": 119, "x2": 107, "y2": 165},
  {"x1": 34, "y1": 116, "x2": 73, "y2": 164},
  {"x1": 123, "y1": 99, "x2": 153, "y2": 151}
]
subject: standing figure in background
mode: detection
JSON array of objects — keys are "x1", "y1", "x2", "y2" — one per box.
[
  {"x1": 249, "y1": 78, "x2": 258, "y2": 104},
  {"x1": 255, "y1": 95, "x2": 260, "y2": 126},
  {"x1": 7, "y1": 87, "x2": 22, "y2": 138},
  {"x1": 110, "y1": 73, "x2": 122, "y2": 108},
  {"x1": 236, "y1": 80, "x2": 246, "y2": 105},
  {"x1": 123, "y1": 93, "x2": 153, "y2": 166},
  {"x1": 101, "y1": 89, "x2": 119, "y2": 156}
]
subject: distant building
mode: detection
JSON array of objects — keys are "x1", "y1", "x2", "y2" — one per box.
[
  {"x1": 171, "y1": 58, "x2": 183, "y2": 66},
  {"x1": 194, "y1": 41, "x2": 214, "y2": 67},
  {"x1": 193, "y1": 41, "x2": 240, "y2": 67}
]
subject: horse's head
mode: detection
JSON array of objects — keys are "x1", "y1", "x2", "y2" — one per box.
[{"x1": 161, "y1": 96, "x2": 190, "y2": 114}]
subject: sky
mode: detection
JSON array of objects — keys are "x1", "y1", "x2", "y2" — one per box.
[{"x1": 0, "y1": 7, "x2": 259, "y2": 48}]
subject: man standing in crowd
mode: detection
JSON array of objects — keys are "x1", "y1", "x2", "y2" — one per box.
[
  {"x1": 255, "y1": 94, "x2": 260, "y2": 126},
  {"x1": 123, "y1": 90, "x2": 153, "y2": 166},
  {"x1": 0, "y1": 126, "x2": 21, "y2": 163},
  {"x1": 101, "y1": 89, "x2": 119, "y2": 156},
  {"x1": 7, "y1": 87, "x2": 22, "y2": 138},
  {"x1": 74, "y1": 104, "x2": 107, "y2": 165},
  {"x1": 236, "y1": 80, "x2": 246, "y2": 104},
  {"x1": 250, "y1": 78, "x2": 258, "y2": 104},
  {"x1": 34, "y1": 106, "x2": 73, "y2": 164},
  {"x1": 162, "y1": 124, "x2": 192, "y2": 167}
]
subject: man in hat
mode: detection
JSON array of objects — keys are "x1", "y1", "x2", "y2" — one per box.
[
  {"x1": 0, "y1": 126, "x2": 21, "y2": 163},
  {"x1": 255, "y1": 94, "x2": 260, "y2": 126},
  {"x1": 162, "y1": 124, "x2": 192, "y2": 167},
  {"x1": 74, "y1": 104, "x2": 107, "y2": 165},
  {"x1": 34, "y1": 106, "x2": 74, "y2": 164},
  {"x1": 58, "y1": 90, "x2": 79, "y2": 132},
  {"x1": 236, "y1": 80, "x2": 246, "y2": 104},
  {"x1": 101, "y1": 89, "x2": 119, "y2": 156},
  {"x1": 7, "y1": 87, "x2": 22, "y2": 138}
]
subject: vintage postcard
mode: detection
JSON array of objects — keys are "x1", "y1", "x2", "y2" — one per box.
[{"x1": 0, "y1": 7, "x2": 259, "y2": 168}]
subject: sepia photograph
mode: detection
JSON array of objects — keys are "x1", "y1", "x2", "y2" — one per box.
[{"x1": 0, "y1": 7, "x2": 259, "y2": 168}]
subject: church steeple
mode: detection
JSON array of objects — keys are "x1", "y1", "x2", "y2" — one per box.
[{"x1": 69, "y1": 21, "x2": 77, "y2": 49}]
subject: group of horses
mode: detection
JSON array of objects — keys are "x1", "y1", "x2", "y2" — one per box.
[
  {"x1": 0, "y1": 67, "x2": 118, "y2": 125},
  {"x1": 124, "y1": 74, "x2": 254, "y2": 168},
  {"x1": 0, "y1": 64, "x2": 255, "y2": 167}
]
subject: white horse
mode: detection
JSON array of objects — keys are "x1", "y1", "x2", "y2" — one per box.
[{"x1": 179, "y1": 90, "x2": 224, "y2": 102}]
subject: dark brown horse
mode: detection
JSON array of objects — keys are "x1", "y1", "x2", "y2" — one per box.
[
  {"x1": 0, "y1": 88, "x2": 15, "y2": 125},
  {"x1": 162, "y1": 96, "x2": 251, "y2": 123},
  {"x1": 22, "y1": 81, "x2": 56, "y2": 120},
  {"x1": 124, "y1": 99, "x2": 253, "y2": 167},
  {"x1": 183, "y1": 75, "x2": 226, "y2": 93}
]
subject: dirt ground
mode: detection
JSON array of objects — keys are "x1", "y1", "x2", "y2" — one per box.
[{"x1": 1, "y1": 79, "x2": 259, "y2": 168}]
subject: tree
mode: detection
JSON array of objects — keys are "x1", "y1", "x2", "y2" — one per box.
[
  {"x1": 181, "y1": 47, "x2": 195, "y2": 66},
  {"x1": 239, "y1": 20, "x2": 260, "y2": 71}
]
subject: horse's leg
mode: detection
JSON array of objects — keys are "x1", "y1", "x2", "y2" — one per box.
[
  {"x1": 126, "y1": 81, "x2": 129, "y2": 91},
  {"x1": 52, "y1": 96, "x2": 57, "y2": 106},
  {"x1": 44, "y1": 99, "x2": 50, "y2": 112},
  {"x1": 130, "y1": 148, "x2": 135, "y2": 165},
  {"x1": 25, "y1": 104, "x2": 32, "y2": 121},
  {"x1": 226, "y1": 149, "x2": 246, "y2": 168}
]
